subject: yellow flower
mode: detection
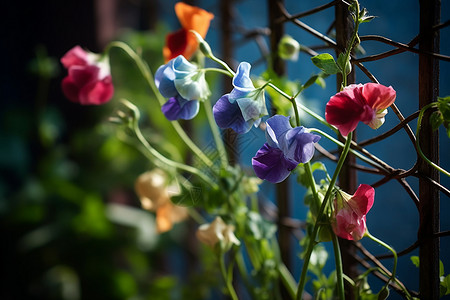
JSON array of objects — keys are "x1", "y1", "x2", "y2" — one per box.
[{"x1": 196, "y1": 216, "x2": 240, "y2": 250}]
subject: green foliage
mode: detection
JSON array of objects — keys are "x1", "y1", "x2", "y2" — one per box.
[
  {"x1": 411, "y1": 256, "x2": 450, "y2": 297},
  {"x1": 431, "y1": 96, "x2": 450, "y2": 138},
  {"x1": 311, "y1": 53, "x2": 340, "y2": 75}
]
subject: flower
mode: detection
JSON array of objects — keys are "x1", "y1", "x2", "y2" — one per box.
[
  {"x1": 325, "y1": 83, "x2": 396, "y2": 136},
  {"x1": 252, "y1": 115, "x2": 321, "y2": 183},
  {"x1": 278, "y1": 35, "x2": 301, "y2": 61},
  {"x1": 163, "y1": 2, "x2": 214, "y2": 62},
  {"x1": 61, "y1": 45, "x2": 114, "y2": 105},
  {"x1": 213, "y1": 62, "x2": 268, "y2": 134},
  {"x1": 331, "y1": 184, "x2": 375, "y2": 241},
  {"x1": 155, "y1": 55, "x2": 209, "y2": 120},
  {"x1": 135, "y1": 169, "x2": 188, "y2": 233},
  {"x1": 196, "y1": 216, "x2": 240, "y2": 250}
]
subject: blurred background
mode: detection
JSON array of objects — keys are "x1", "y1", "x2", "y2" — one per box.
[{"x1": 1, "y1": 0, "x2": 449, "y2": 299}]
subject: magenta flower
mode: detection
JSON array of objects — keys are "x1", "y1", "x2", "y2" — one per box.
[
  {"x1": 332, "y1": 184, "x2": 375, "y2": 241},
  {"x1": 325, "y1": 83, "x2": 396, "y2": 136},
  {"x1": 61, "y1": 46, "x2": 114, "y2": 105},
  {"x1": 252, "y1": 115, "x2": 320, "y2": 183}
]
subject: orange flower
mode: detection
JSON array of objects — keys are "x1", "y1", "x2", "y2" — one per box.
[
  {"x1": 163, "y1": 2, "x2": 214, "y2": 62},
  {"x1": 135, "y1": 169, "x2": 188, "y2": 233}
]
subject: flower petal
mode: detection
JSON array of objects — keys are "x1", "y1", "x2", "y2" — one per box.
[
  {"x1": 61, "y1": 76, "x2": 80, "y2": 103},
  {"x1": 325, "y1": 84, "x2": 370, "y2": 136},
  {"x1": 163, "y1": 28, "x2": 189, "y2": 62},
  {"x1": 265, "y1": 115, "x2": 292, "y2": 148},
  {"x1": 252, "y1": 143, "x2": 298, "y2": 183},
  {"x1": 347, "y1": 184, "x2": 374, "y2": 216},
  {"x1": 79, "y1": 76, "x2": 114, "y2": 105},
  {"x1": 231, "y1": 62, "x2": 254, "y2": 94},
  {"x1": 161, "y1": 96, "x2": 199, "y2": 120},
  {"x1": 281, "y1": 126, "x2": 321, "y2": 163},
  {"x1": 175, "y1": 2, "x2": 214, "y2": 37},
  {"x1": 60, "y1": 45, "x2": 89, "y2": 68},
  {"x1": 362, "y1": 83, "x2": 396, "y2": 111},
  {"x1": 155, "y1": 63, "x2": 178, "y2": 98},
  {"x1": 213, "y1": 95, "x2": 252, "y2": 134}
]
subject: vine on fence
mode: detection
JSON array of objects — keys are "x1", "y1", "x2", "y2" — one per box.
[{"x1": 60, "y1": 0, "x2": 450, "y2": 299}]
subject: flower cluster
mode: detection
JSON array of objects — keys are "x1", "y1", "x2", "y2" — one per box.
[
  {"x1": 61, "y1": 46, "x2": 114, "y2": 105},
  {"x1": 57, "y1": 2, "x2": 413, "y2": 297}
]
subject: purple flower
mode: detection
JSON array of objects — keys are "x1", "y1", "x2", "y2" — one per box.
[
  {"x1": 161, "y1": 96, "x2": 199, "y2": 120},
  {"x1": 155, "y1": 55, "x2": 209, "y2": 120},
  {"x1": 213, "y1": 62, "x2": 268, "y2": 134},
  {"x1": 252, "y1": 115, "x2": 321, "y2": 183}
]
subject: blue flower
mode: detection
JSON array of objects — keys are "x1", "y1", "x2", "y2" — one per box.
[
  {"x1": 155, "y1": 55, "x2": 209, "y2": 120},
  {"x1": 213, "y1": 62, "x2": 268, "y2": 134},
  {"x1": 252, "y1": 115, "x2": 321, "y2": 183}
]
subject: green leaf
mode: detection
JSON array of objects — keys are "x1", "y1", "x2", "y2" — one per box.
[
  {"x1": 410, "y1": 256, "x2": 420, "y2": 268},
  {"x1": 311, "y1": 53, "x2": 340, "y2": 75},
  {"x1": 430, "y1": 111, "x2": 443, "y2": 131},
  {"x1": 315, "y1": 76, "x2": 326, "y2": 89},
  {"x1": 441, "y1": 274, "x2": 450, "y2": 296},
  {"x1": 359, "y1": 8, "x2": 375, "y2": 23},
  {"x1": 440, "y1": 260, "x2": 445, "y2": 277},
  {"x1": 437, "y1": 96, "x2": 450, "y2": 121},
  {"x1": 303, "y1": 74, "x2": 319, "y2": 90}
]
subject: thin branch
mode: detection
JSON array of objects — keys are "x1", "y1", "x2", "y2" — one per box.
[
  {"x1": 275, "y1": 0, "x2": 341, "y2": 23},
  {"x1": 414, "y1": 173, "x2": 450, "y2": 198},
  {"x1": 359, "y1": 35, "x2": 450, "y2": 62},
  {"x1": 358, "y1": 111, "x2": 420, "y2": 147},
  {"x1": 276, "y1": 0, "x2": 339, "y2": 49}
]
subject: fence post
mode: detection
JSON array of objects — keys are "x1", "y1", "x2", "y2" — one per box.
[
  {"x1": 335, "y1": 1, "x2": 358, "y2": 299},
  {"x1": 418, "y1": 0, "x2": 440, "y2": 299}
]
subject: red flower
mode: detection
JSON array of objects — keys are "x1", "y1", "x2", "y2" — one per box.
[
  {"x1": 163, "y1": 2, "x2": 214, "y2": 62},
  {"x1": 61, "y1": 46, "x2": 114, "y2": 105},
  {"x1": 325, "y1": 83, "x2": 396, "y2": 136},
  {"x1": 332, "y1": 184, "x2": 375, "y2": 241}
]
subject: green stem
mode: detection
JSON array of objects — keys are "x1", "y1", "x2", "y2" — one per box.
[
  {"x1": 203, "y1": 98, "x2": 229, "y2": 167},
  {"x1": 122, "y1": 100, "x2": 218, "y2": 189},
  {"x1": 219, "y1": 251, "x2": 239, "y2": 300},
  {"x1": 296, "y1": 132, "x2": 353, "y2": 300},
  {"x1": 331, "y1": 229, "x2": 345, "y2": 300},
  {"x1": 278, "y1": 263, "x2": 297, "y2": 300},
  {"x1": 341, "y1": 1, "x2": 360, "y2": 88},
  {"x1": 203, "y1": 67, "x2": 234, "y2": 77},
  {"x1": 267, "y1": 83, "x2": 337, "y2": 132},
  {"x1": 208, "y1": 54, "x2": 236, "y2": 77},
  {"x1": 106, "y1": 41, "x2": 214, "y2": 168},
  {"x1": 366, "y1": 232, "x2": 397, "y2": 291},
  {"x1": 416, "y1": 103, "x2": 450, "y2": 176}
]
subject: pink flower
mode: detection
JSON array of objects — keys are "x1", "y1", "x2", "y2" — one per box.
[
  {"x1": 325, "y1": 83, "x2": 396, "y2": 136},
  {"x1": 61, "y1": 46, "x2": 114, "y2": 105},
  {"x1": 332, "y1": 184, "x2": 375, "y2": 241}
]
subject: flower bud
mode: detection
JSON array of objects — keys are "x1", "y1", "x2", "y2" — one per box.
[
  {"x1": 278, "y1": 35, "x2": 301, "y2": 61},
  {"x1": 190, "y1": 30, "x2": 213, "y2": 59}
]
